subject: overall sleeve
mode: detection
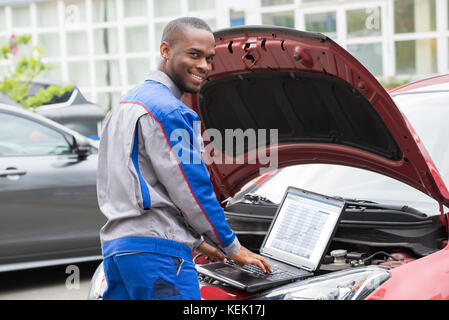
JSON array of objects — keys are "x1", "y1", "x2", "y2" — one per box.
[{"x1": 140, "y1": 109, "x2": 241, "y2": 256}]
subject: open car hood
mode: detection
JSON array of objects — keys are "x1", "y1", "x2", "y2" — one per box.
[{"x1": 183, "y1": 26, "x2": 449, "y2": 210}]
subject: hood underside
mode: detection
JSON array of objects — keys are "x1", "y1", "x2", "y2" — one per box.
[
  {"x1": 182, "y1": 26, "x2": 449, "y2": 209},
  {"x1": 199, "y1": 71, "x2": 401, "y2": 161}
]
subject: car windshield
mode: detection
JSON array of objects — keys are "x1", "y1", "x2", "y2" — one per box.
[{"x1": 238, "y1": 90, "x2": 449, "y2": 215}]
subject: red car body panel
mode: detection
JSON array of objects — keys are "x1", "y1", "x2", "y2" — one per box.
[
  {"x1": 183, "y1": 26, "x2": 449, "y2": 213},
  {"x1": 367, "y1": 244, "x2": 449, "y2": 300},
  {"x1": 200, "y1": 285, "x2": 256, "y2": 300}
]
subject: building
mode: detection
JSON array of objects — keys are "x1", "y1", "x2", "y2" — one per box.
[{"x1": 0, "y1": 0, "x2": 448, "y2": 110}]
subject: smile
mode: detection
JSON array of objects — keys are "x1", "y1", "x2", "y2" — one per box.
[{"x1": 190, "y1": 72, "x2": 204, "y2": 81}]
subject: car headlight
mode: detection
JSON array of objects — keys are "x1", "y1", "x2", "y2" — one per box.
[
  {"x1": 87, "y1": 261, "x2": 106, "y2": 300},
  {"x1": 254, "y1": 266, "x2": 391, "y2": 300}
]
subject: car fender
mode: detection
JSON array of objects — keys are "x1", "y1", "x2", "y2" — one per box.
[{"x1": 367, "y1": 244, "x2": 449, "y2": 300}]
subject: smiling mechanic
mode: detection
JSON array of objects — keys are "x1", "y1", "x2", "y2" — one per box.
[{"x1": 97, "y1": 17, "x2": 271, "y2": 300}]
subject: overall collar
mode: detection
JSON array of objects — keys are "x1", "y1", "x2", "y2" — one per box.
[{"x1": 146, "y1": 70, "x2": 182, "y2": 100}]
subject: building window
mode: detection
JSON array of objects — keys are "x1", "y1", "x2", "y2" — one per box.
[
  {"x1": 67, "y1": 32, "x2": 88, "y2": 57},
  {"x1": 94, "y1": 28, "x2": 119, "y2": 55},
  {"x1": 347, "y1": 43, "x2": 383, "y2": 76},
  {"x1": 347, "y1": 7, "x2": 381, "y2": 38},
  {"x1": 154, "y1": 0, "x2": 181, "y2": 17},
  {"x1": 0, "y1": 65, "x2": 9, "y2": 79},
  {"x1": 304, "y1": 11, "x2": 336, "y2": 39},
  {"x1": 95, "y1": 60, "x2": 120, "y2": 86},
  {"x1": 188, "y1": 0, "x2": 215, "y2": 11},
  {"x1": 37, "y1": 1, "x2": 58, "y2": 28},
  {"x1": 96, "y1": 91, "x2": 122, "y2": 111},
  {"x1": 68, "y1": 61, "x2": 90, "y2": 87},
  {"x1": 64, "y1": 0, "x2": 87, "y2": 25},
  {"x1": 11, "y1": 5, "x2": 30, "y2": 28},
  {"x1": 261, "y1": 0, "x2": 294, "y2": 6},
  {"x1": 262, "y1": 10, "x2": 294, "y2": 28},
  {"x1": 395, "y1": 39, "x2": 437, "y2": 75},
  {"x1": 37, "y1": 62, "x2": 62, "y2": 83},
  {"x1": 93, "y1": 0, "x2": 117, "y2": 23},
  {"x1": 38, "y1": 33, "x2": 60, "y2": 58},
  {"x1": 0, "y1": 36, "x2": 7, "y2": 49},
  {"x1": 0, "y1": 7, "x2": 5, "y2": 30},
  {"x1": 127, "y1": 57, "x2": 149, "y2": 85},
  {"x1": 204, "y1": 18, "x2": 216, "y2": 30},
  {"x1": 394, "y1": 0, "x2": 436, "y2": 33},
  {"x1": 125, "y1": 26, "x2": 149, "y2": 53},
  {"x1": 155, "y1": 22, "x2": 167, "y2": 49},
  {"x1": 124, "y1": 0, "x2": 147, "y2": 18},
  {"x1": 12, "y1": 36, "x2": 33, "y2": 59}
]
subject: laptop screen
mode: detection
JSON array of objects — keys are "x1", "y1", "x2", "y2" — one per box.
[{"x1": 261, "y1": 187, "x2": 345, "y2": 271}]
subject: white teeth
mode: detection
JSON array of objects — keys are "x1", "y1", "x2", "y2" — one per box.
[{"x1": 190, "y1": 73, "x2": 203, "y2": 80}]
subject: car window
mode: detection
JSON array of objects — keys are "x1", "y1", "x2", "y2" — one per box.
[
  {"x1": 393, "y1": 91, "x2": 449, "y2": 188},
  {"x1": 0, "y1": 112, "x2": 72, "y2": 156}
]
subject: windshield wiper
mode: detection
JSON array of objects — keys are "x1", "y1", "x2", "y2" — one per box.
[
  {"x1": 243, "y1": 193, "x2": 276, "y2": 205},
  {"x1": 334, "y1": 196, "x2": 426, "y2": 216},
  {"x1": 334, "y1": 196, "x2": 378, "y2": 205}
]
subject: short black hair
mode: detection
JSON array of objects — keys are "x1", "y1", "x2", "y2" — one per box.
[{"x1": 161, "y1": 17, "x2": 212, "y2": 45}]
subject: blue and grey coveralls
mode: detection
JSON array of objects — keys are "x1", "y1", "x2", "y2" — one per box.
[{"x1": 97, "y1": 71, "x2": 241, "y2": 300}]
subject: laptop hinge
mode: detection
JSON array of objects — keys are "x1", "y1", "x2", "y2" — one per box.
[{"x1": 301, "y1": 265, "x2": 313, "y2": 272}]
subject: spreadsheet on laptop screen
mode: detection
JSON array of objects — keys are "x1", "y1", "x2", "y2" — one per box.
[{"x1": 263, "y1": 191, "x2": 343, "y2": 269}]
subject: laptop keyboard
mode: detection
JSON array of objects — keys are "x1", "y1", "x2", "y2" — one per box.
[{"x1": 226, "y1": 260, "x2": 295, "y2": 280}]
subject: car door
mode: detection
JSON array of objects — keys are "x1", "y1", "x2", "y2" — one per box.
[{"x1": 0, "y1": 110, "x2": 104, "y2": 265}]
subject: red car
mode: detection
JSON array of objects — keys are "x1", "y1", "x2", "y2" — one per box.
[{"x1": 88, "y1": 26, "x2": 449, "y2": 300}]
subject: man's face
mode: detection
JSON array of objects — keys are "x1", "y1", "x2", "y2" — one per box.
[{"x1": 161, "y1": 27, "x2": 215, "y2": 94}]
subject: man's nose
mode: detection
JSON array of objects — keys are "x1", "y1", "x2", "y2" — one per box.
[{"x1": 197, "y1": 57, "x2": 211, "y2": 73}]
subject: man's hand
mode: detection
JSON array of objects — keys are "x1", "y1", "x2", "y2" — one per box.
[
  {"x1": 230, "y1": 246, "x2": 273, "y2": 273},
  {"x1": 196, "y1": 241, "x2": 227, "y2": 263}
]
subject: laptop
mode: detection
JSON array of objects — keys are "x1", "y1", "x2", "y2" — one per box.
[{"x1": 196, "y1": 186, "x2": 346, "y2": 293}]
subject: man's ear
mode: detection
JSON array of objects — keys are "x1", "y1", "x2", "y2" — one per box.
[{"x1": 160, "y1": 41, "x2": 171, "y2": 60}]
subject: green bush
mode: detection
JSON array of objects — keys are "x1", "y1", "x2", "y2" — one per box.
[
  {"x1": 0, "y1": 34, "x2": 72, "y2": 111},
  {"x1": 378, "y1": 75, "x2": 411, "y2": 89}
]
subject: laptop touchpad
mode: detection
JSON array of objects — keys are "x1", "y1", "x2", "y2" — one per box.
[{"x1": 216, "y1": 266, "x2": 239, "y2": 276}]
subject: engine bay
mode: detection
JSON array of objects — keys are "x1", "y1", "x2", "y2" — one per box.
[{"x1": 195, "y1": 199, "x2": 448, "y2": 299}]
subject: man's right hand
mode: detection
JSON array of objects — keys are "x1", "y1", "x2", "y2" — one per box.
[
  {"x1": 196, "y1": 241, "x2": 227, "y2": 263},
  {"x1": 230, "y1": 246, "x2": 273, "y2": 273}
]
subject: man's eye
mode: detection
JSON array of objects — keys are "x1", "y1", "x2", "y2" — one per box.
[{"x1": 190, "y1": 52, "x2": 200, "y2": 58}]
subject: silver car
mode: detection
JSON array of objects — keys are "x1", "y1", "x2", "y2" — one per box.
[{"x1": 0, "y1": 103, "x2": 105, "y2": 272}]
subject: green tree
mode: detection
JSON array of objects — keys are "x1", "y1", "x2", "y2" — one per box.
[{"x1": 0, "y1": 34, "x2": 72, "y2": 111}]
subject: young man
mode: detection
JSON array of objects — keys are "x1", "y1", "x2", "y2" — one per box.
[{"x1": 97, "y1": 17, "x2": 271, "y2": 300}]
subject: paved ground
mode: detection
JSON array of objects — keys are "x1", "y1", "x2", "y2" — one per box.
[{"x1": 0, "y1": 261, "x2": 100, "y2": 300}]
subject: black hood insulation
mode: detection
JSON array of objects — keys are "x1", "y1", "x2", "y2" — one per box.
[{"x1": 199, "y1": 71, "x2": 402, "y2": 161}]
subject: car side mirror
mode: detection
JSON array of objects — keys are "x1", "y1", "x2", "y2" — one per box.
[{"x1": 73, "y1": 135, "x2": 91, "y2": 159}]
